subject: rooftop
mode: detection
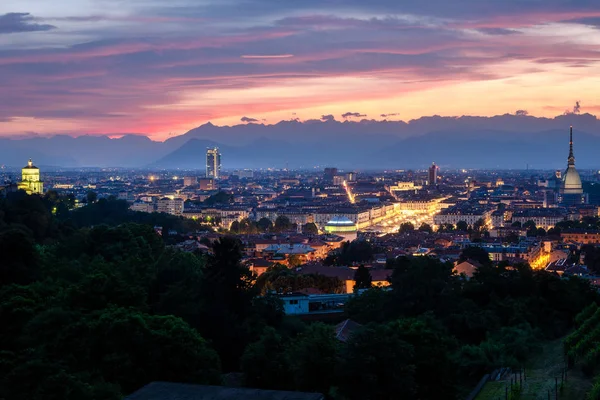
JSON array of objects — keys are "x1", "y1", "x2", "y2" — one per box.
[{"x1": 126, "y1": 382, "x2": 324, "y2": 400}]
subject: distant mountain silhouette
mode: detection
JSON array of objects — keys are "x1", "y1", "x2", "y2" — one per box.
[{"x1": 0, "y1": 114, "x2": 598, "y2": 169}]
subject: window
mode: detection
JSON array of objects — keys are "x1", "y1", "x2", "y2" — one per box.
[{"x1": 289, "y1": 300, "x2": 298, "y2": 305}]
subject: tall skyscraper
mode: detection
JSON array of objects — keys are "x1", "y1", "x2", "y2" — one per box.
[
  {"x1": 428, "y1": 162, "x2": 439, "y2": 185},
  {"x1": 206, "y1": 147, "x2": 221, "y2": 179}
]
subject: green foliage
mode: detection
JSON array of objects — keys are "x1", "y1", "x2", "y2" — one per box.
[
  {"x1": 194, "y1": 237, "x2": 257, "y2": 370},
  {"x1": 326, "y1": 240, "x2": 377, "y2": 266},
  {"x1": 557, "y1": 216, "x2": 600, "y2": 231},
  {"x1": 4, "y1": 191, "x2": 600, "y2": 399},
  {"x1": 345, "y1": 288, "x2": 391, "y2": 324},
  {"x1": 389, "y1": 256, "x2": 458, "y2": 317},
  {"x1": 582, "y1": 245, "x2": 600, "y2": 275},
  {"x1": 256, "y1": 265, "x2": 345, "y2": 295},
  {"x1": 456, "y1": 220, "x2": 469, "y2": 232},
  {"x1": 336, "y1": 323, "x2": 416, "y2": 400},
  {"x1": 0, "y1": 228, "x2": 40, "y2": 287},
  {"x1": 257, "y1": 217, "x2": 273, "y2": 232},
  {"x1": 418, "y1": 223, "x2": 433, "y2": 233},
  {"x1": 523, "y1": 220, "x2": 536, "y2": 230},
  {"x1": 399, "y1": 222, "x2": 415, "y2": 233},
  {"x1": 287, "y1": 323, "x2": 338, "y2": 393},
  {"x1": 203, "y1": 191, "x2": 234, "y2": 206},
  {"x1": 390, "y1": 316, "x2": 458, "y2": 399},
  {"x1": 588, "y1": 376, "x2": 600, "y2": 400},
  {"x1": 67, "y1": 197, "x2": 212, "y2": 234},
  {"x1": 459, "y1": 246, "x2": 492, "y2": 266},
  {"x1": 274, "y1": 215, "x2": 293, "y2": 232},
  {"x1": 576, "y1": 303, "x2": 599, "y2": 327},
  {"x1": 353, "y1": 265, "x2": 372, "y2": 291},
  {"x1": 230, "y1": 218, "x2": 260, "y2": 234},
  {"x1": 241, "y1": 327, "x2": 292, "y2": 390},
  {"x1": 86, "y1": 191, "x2": 98, "y2": 204},
  {"x1": 437, "y1": 223, "x2": 455, "y2": 233}
]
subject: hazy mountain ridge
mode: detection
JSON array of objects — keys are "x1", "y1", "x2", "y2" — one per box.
[{"x1": 0, "y1": 114, "x2": 598, "y2": 168}]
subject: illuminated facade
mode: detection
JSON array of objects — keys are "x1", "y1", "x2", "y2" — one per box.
[
  {"x1": 206, "y1": 147, "x2": 221, "y2": 179},
  {"x1": 324, "y1": 216, "x2": 358, "y2": 242},
  {"x1": 18, "y1": 159, "x2": 44, "y2": 194},
  {"x1": 559, "y1": 127, "x2": 587, "y2": 205}
]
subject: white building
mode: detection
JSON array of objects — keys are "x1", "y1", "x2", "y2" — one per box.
[{"x1": 157, "y1": 198, "x2": 184, "y2": 215}]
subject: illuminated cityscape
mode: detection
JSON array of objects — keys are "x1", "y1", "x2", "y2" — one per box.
[{"x1": 4, "y1": 1, "x2": 600, "y2": 398}]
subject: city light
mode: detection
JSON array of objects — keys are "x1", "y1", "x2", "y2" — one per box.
[
  {"x1": 342, "y1": 180, "x2": 356, "y2": 204},
  {"x1": 530, "y1": 252, "x2": 550, "y2": 270}
]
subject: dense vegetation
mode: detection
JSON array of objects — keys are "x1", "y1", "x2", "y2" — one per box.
[{"x1": 1, "y1": 191, "x2": 598, "y2": 399}]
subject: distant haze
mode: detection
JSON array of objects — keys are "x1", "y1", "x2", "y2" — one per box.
[{"x1": 1, "y1": 114, "x2": 599, "y2": 170}]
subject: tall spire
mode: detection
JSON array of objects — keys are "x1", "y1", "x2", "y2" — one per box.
[{"x1": 568, "y1": 126, "x2": 575, "y2": 166}]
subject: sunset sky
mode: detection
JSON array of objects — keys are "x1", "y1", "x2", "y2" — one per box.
[{"x1": 1, "y1": 0, "x2": 600, "y2": 140}]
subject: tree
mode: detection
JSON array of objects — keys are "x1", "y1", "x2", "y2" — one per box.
[
  {"x1": 473, "y1": 218, "x2": 485, "y2": 233},
  {"x1": 341, "y1": 240, "x2": 376, "y2": 265},
  {"x1": 337, "y1": 323, "x2": 416, "y2": 400},
  {"x1": 390, "y1": 317, "x2": 458, "y2": 399},
  {"x1": 504, "y1": 232, "x2": 520, "y2": 244},
  {"x1": 197, "y1": 237, "x2": 255, "y2": 370},
  {"x1": 511, "y1": 221, "x2": 522, "y2": 228},
  {"x1": 229, "y1": 220, "x2": 240, "y2": 233},
  {"x1": 582, "y1": 245, "x2": 600, "y2": 274},
  {"x1": 287, "y1": 254, "x2": 303, "y2": 268},
  {"x1": 257, "y1": 217, "x2": 273, "y2": 232},
  {"x1": 523, "y1": 220, "x2": 536, "y2": 230},
  {"x1": 274, "y1": 216, "x2": 293, "y2": 232},
  {"x1": 204, "y1": 191, "x2": 234, "y2": 206},
  {"x1": 303, "y1": 222, "x2": 319, "y2": 235},
  {"x1": 399, "y1": 222, "x2": 415, "y2": 234},
  {"x1": 418, "y1": 223, "x2": 433, "y2": 234},
  {"x1": 238, "y1": 218, "x2": 258, "y2": 234},
  {"x1": 456, "y1": 221, "x2": 469, "y2": 232},
  {"x1": 286, "y1": 323, "x2": 338, "y2": 394},
  {"x1": 0, "y1": 229, "x2": 40, "y2": 287},
  {"x1": 389, "y1": 257, "x2": 458, "y2": 317},
  {"x1": 437, "y1": 223, "x2": 455, "y2": 233},
  {"x1": 353, "y1": 265, "x2": 372, "y2": 291},
  {"x1": 9, "y1": 306, "x2": 221, "y2": 397},
  {"x1": 345, "y1": 287, "x2": 392, "y2": 324},
  {"x1": 459, "y1": 246, "x2": 492, "y2": 266},
  {"x1": 241, "y1": 327, "x2": 292, "y2": 390},
  {"x1": 547, "y1": 227, "x2": 561, "y2": 236},
  {"x1": 86, "y1": 191, "x2": 98, "y2": 204}
]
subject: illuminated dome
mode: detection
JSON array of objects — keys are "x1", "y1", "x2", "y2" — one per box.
[
  {"x1": 324, "y1": 216, "x2": 357, "y2": 241},
  {"x1": 561, "y1": 127, "x2": 583, "y2": 195},
  {"x1": 562, "y1": 166, "x2": 583, "y2": 194},
  {"x1": 23, "y1": 158, "x2": 39, "y2": 170}
]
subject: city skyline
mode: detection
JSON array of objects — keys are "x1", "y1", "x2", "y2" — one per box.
[{"x1": 2, "y1": 1, "x2": 600, "y2": 140}]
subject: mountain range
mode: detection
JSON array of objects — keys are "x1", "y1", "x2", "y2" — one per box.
[{"x1": 1, "y1": 113, "x2": 599, "y2": 170}]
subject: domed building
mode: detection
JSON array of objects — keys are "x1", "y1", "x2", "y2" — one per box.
[
  {"x1": 18, "y1": 159, "x2": 44, "y2": 195},
  {"x1": 559, "y1": 127, "x2": 587, "y2": 205},
  {"x1": 324, "y1": 216, "x2": 357, "y2": 242}
]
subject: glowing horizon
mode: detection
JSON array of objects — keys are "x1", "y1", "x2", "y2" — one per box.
[{"x1": 1, "y1": 1, "x2": 600, "y2": 141}]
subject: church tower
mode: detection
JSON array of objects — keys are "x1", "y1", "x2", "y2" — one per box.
[{"x1": 18, "y1": 159, "x2": 44, "y2": 194}]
